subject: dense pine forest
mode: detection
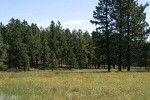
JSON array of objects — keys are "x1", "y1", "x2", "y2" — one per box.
[
  {"x1": 0, "y1": 0, "x2": 150, "y2": 72},
  {"x1": 0, "y1": 19, "x2": 94, "y2": 71}
]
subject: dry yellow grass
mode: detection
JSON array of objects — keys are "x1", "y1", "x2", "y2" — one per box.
[{"x1": 0, "y1": 70, "x2": 150, "y2": 100}]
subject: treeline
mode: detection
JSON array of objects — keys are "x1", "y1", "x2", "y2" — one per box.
[
  {"x1": 91, "y1": 0, "x2": 150, "y2": 71},
  {"x1": 0, "y1": 18, "x2": 94, "y2": 71},
  {"x1": 0, "y1": 0, "x2": 150, "y2": 72}
]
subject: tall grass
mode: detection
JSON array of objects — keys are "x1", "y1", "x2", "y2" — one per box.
[{"x1": 0, "y1": 70, "x2": 150, "y2": 100}]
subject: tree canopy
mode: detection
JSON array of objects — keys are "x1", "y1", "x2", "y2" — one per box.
[{"x1": 0, "y1": 0, "x2": 150, "y2": 72}]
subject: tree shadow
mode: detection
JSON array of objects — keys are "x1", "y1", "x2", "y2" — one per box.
[{"x1": 54, "y1": 68, "x2": 150, "y2": 74}]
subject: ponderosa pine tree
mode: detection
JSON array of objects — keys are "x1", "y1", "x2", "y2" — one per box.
[
  {"x1": 40, "y1": 29, "x2": 50, "y2": 70},
  {"x1": 91, "y1": 0, "x2": 113, "y2": 72},
  {"x1": 72, "y1": 30, "x2": 87, "y2": 68},
  {"x1": 21, "y1": 20, "x2": 30, "y2": 71},
  {"x1": 7, "y1": 18, "x2": 23, "y2": 70},
  {"x1": 112, "y1": 0, "x2": 128, "y2": 71},
  {"x1": 6, "y1": 18, "x2": 30, "y2": 70},
  {"x1": 83, "y1": 31, "x2": 95, "y2": 68},
  {"x1": 92, "y1": 31, "x2": 104, "y2": 68},
  {"x1": 64, "y1": 28, "x2": 77, "y2": 69},
  {"x1": 47, "y1": 21, "x2": 59, "y2": 67},
  {"x1": 91, "y1": 0, "x2": 149, "y2": 71},
  {"x1": 55, "y1": 21, "x2": 65, "y2": 67},
  {"x1": 128, "y1": 1, "x2": 149, "y2": 71},
  {"x1": 29, "y1": 23, "x2": 41, "y2": 67}
]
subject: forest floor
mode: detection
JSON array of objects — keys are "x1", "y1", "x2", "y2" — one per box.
[{"x1": 0, "y1": 69, "x2": 150, "y2": 100}]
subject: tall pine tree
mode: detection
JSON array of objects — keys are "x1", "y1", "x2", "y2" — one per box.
[{"x1": 91, "y1": 0, "x2": 113, "y2": 72}]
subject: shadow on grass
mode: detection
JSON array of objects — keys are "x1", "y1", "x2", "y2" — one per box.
[
  {"x1": 1, "y1": 67, "x2": 150, "y2": 73},
  {"x1": 53, "y1": 68, "x2": 150, "y2": 74}
]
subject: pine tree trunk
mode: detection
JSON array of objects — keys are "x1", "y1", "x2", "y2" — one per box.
[
  {"x1": 118, "y1": 1, "x2": 123, "y2": 72},
  {"x1": 43, "y1": 59, "x2": 45, "y2": 70},
  {"x1": 127, "y1": 0, "x2": 131, "y2": 71},
  {"x1": 30, "y1": 54, "x2": 34, "y2": 67},
  {"x1": 106, "y1": 0, "x2": 110, "y2": 72}
]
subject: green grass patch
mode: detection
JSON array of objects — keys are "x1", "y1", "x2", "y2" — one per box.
[{"x1": 0, "y1": 70, "x2": 150, "y2": 100}]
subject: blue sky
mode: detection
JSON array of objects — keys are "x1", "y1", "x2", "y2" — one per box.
[{"x1": 0, "y1": 0, "x2": 149, "y2": 33}]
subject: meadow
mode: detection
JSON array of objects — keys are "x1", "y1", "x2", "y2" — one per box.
[{"x1": 0, "y1": 69, "x2": 150, "y2": 100}]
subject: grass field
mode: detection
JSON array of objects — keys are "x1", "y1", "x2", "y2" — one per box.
[{"x1": 0, "y1": 69, "x2": 150, "y2": 100}]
